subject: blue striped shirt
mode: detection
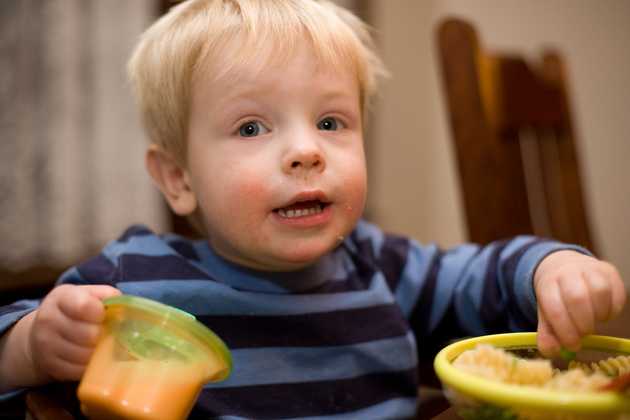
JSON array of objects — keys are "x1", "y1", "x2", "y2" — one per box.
[{"x1": 0, "y1": 219, "x2": 586, "y2": 418}]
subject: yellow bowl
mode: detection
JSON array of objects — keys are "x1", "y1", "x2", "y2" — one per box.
[{"x1": 434, "y1": 333, "x2": 630, "y2": 419}]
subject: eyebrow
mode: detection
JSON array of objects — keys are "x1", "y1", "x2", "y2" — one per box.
[
  {"x1": 217, "y1": 84, "x2": 358, "y2": 111},
  {"x1": 317, "y1": 89, "x2": 357, "y2": 102}
]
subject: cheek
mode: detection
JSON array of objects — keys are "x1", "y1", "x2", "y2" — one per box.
[
  {"x1": 220, "y1": 171, "x2": 273, "y2": 220},
  {"x1": 235, "y1": 181, "x2": 269, "y2": 200},
  {"x1": 344, "y1": 175, "x2": 367, "y2": 216},
  {"x1": 337, "y1": 160, "x2": 367, "y2": 220},
  {"x1": 343, "y1": 154, "x2": 367, "y2": 198},
  {"x1": 220, "y1": 176, "x2": 275, "y2": 244}
]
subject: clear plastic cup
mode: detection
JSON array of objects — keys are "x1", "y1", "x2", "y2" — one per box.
[{"x1": 77, "y1": 295, "x2": 232, "y2": 420}]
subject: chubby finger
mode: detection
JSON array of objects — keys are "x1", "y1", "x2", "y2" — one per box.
[
  {"x1": 55, "y1": 341, "x2": 95, "y2": 366},
  {"x1": 83, "y1": 285, "x2": 121, "y2": 301},
  {"x1": 611, "y1": 287, "x2": 627, "y2": 321},
  {"x1": 537, "y1": 308, "x2": 561, "y2": 357},
  {"x1": 43, "y1": 332, "x2": 95, "y2": 366},
  {"x1": 559, "y1": 276, "x2": 594, "y2": 336},
  {"x1": 44, "y1": 356, "x2": 88, "y2": 382},
  {"x1": 58, "y1": 318, "x2": 102, "y2": 347},
  {"x1": 538, "y1": 278, "x2": 581, "y2": 351},
  {"x1": 57, "y1": 286, "x2": 115, "y2": 323},
  {"x1": 585, "y1": 272, "x2": 613, "y2": 322},
  {"x1": 606, "y1": 265, "x2": 627, "y2": 320}
]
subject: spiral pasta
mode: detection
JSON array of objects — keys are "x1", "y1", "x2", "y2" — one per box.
[
  {"x1": 545, "y1": 368, "x2": 610, "y2": 391},
  {"x1": 454, "y1": 344, "x2": 614, "y2": 391},
  {"x1": 453, "y1": 344, "x2": 553, "y2": 386},
  {"x1": 569, "y1": 355, "x2": 630, "y2": 377}
]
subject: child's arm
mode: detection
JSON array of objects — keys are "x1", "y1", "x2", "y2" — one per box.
[
  {"x1": 0, "y1": 284, "x2": 120, "y2": 393},
  {"x1": 534, "y1": 250, "x2": 626, "y2": 356}
]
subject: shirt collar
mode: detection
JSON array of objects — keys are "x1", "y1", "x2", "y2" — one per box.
[{"x1": 194, "y1": 241, "x2": 344, "y2": 294}]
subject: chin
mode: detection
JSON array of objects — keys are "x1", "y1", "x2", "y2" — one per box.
[{"x1": 271, "y1": 239, "x2": 339, "y2": 269}]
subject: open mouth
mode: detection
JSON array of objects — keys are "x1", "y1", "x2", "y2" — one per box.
[{"x1": 273, "y1": 200, "x2": 329, "y2": 219}]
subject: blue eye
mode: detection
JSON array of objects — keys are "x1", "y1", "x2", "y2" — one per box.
[
  {"x1": 317, "y1": 117, "x2": 339, "y2": 131},
  {"x1": 239, "y1": 121, "x2": 266, "y2": 137}
]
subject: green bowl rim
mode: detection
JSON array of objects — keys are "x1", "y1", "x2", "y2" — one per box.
[
  {"x1": 103, "y1": 295, "x2": 232, "y2": 380},
  {"x1": 433, "y1": 332, "x2": 630, "y2": 413}
]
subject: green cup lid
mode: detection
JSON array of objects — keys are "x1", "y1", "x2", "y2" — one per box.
[{"x1": 103, "y1": 295, "x2": 232, "y2": 380}]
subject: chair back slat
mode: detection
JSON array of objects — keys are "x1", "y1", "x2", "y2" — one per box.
[{"x1": 437, "y1": 18, "x2": 595, "y2": 251}]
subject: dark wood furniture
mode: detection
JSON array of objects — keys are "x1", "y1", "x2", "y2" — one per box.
[
  {"x1": 436, "y1": 18, "x2": 595, "y2": 251},
  {"x1": 0, "y1": 267, "x2": 66, "y2": 307}
]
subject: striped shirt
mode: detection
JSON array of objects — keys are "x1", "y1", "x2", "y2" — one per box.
[{"x1": 0, "y1": 219, "x2": 586, "y2": 419}]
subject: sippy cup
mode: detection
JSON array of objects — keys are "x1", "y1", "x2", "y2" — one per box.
[{"x1": 77, "y1": 295, "x2": 231, "y2": 420}]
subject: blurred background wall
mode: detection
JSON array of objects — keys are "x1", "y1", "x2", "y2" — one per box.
[
  {"x1": 367, "y1": 0, "x2": 630, "y2": 286},
  {"x1": 0, "y1": 0, "x2": 166, "y2": 273}
]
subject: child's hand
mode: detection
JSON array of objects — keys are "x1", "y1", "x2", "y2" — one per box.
[
  {"x1": 534, "y1": 250, "x2": 626, "y2": 357},
  {"x1": 28, "y1": 284, "x2": 121, "y2": 382}
]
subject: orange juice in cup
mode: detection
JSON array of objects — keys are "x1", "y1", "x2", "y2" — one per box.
[{"x1": 77, "y1": 295, "x2": 232, "y2": 420}]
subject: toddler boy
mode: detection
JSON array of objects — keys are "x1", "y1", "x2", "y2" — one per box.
[{"x1": 0, "y1": 0, "x2": 625, "y2": 418}]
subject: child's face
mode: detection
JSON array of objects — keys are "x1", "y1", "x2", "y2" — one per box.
[{"x1": 185, "y1": 44, "x2": 366, "y2": 271}]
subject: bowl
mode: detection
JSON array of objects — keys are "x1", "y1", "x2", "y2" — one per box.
[
  {"x1": 434, "y1": 333, "x2": 630, "y2": 420},
  {"x1": 77, "y1": 295, "x2": 232, "y2": 420}
]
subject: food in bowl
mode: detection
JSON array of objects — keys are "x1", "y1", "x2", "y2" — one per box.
[
  {"x1": 454, "y1": 344, "x2": 615, "y2": 391},
  {"x1": 434, "y1": 333, "x2": 630, "y2": 420}
]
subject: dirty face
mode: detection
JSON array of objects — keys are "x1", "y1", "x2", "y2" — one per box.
[{"x1": 185, "y1": 44, "x2": 366, "y2": 271}]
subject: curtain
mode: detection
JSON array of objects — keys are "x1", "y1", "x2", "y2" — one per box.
[{"x1": 0, "y1": 0, "x2": 167, "y2": 270}]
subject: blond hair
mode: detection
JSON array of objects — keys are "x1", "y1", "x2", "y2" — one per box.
[{"x1": 128, "y1": 0, "x2": 387, "y2": 164}]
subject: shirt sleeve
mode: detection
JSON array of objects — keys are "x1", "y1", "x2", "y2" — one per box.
[
  {"x1": 0, "y1": 299, "x2": 40, "y2": 338},
  {"x1": 368, "y1": 225, "x2": 592, "y2": 356}
]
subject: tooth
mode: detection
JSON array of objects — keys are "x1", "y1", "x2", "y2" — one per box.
[{"x1": 278, "y1": 205, "x2": 327, "y2": 218}]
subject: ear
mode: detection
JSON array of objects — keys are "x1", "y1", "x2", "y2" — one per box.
[{"x1": 145, "y1": 144, "x2": 197, "y2": 216}]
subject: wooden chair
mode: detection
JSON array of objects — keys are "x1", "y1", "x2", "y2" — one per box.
[{"x1": 436, "y1": 17, "x2": 595, "y2": 251}]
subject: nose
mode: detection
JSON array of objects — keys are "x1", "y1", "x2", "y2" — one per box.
[{"x1": 281, "y1": 137, "x2": 326, "y2": 176}]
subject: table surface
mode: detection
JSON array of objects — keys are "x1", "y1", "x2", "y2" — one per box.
[{"x1": 432, "y1": 407, "x2": 460, "y2": 420}]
